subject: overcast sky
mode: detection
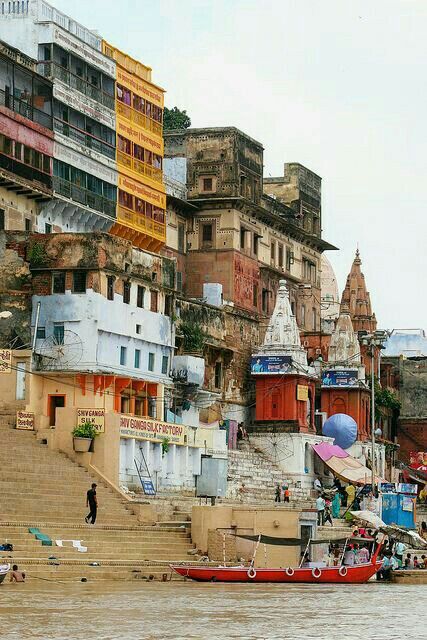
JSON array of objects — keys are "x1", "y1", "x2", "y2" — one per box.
[{"x1": 53, "y1": 0, "x2": 427, "y2": 331}]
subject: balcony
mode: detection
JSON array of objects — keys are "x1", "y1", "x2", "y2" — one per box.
[
  {"x1": 54, "y1": 118, "x2": 116, "y2": 160},
  {"x1": 117, "y1": 204, "x2": 166, "y2": 242},
  {"x1": 117, "y1": 150, "x2": 162, "y2": 184},
  {"x1": 117, "y1": 101, "x2": 162, "y2": 137},
  {"x1": 0, "y1": 88, "x2": 53, "y2": 130},
  {"x1": 38, "y1": 61, "x2": 115, "y2": 112},
  {"x1": 0, "y1": 152, "x2": 52, "y2": 190},
  {"x1": 53, "y1": 176, "x2": 116, "y2": 218}
]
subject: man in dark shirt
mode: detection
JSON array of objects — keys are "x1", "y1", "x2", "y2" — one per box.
[{"x1": 85, "y1": 483, "x2": 98, "y2": 524}]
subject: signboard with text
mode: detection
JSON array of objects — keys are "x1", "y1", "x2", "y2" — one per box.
[
  {"x1": 251, "y1": 355, "x2": 292, "y2": 375},
  {"x1": 0, "y1": 349, "x2": 11, "y2": 373},
  {"x1": 77, "y1": 408, "x2": 105, "y2": 434},
  {"x1": 297, "y1": 385, "x2": 309, "y2": 401},
  {"x1": 409, "y1": 451, "x2": 427, "y2": 471},
  {"x1": 119, "y1": 415, "x2": 187, "y2": 446},
  {"x1": 322, "y1": 369, "x2": 359, "y2": 387},
  {"x1": 16, "y1": 411, "x2": 34, "y2": 431}
]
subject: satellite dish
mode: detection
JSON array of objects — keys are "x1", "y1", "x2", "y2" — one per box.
[{"x1": 36, "y1": 330, "x2": 83, "y2": 370}]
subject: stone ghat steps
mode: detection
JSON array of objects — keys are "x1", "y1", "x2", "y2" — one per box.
[
  {"x1": 0, "y1": 524, "x2": 190, "y2": 538},
  {"x1": 0, "y1": 495, "x2": 136, "y2": 512},
  {"x1": 1, "y1": 551, "x2": 194, "y2": 562},
  {"x1": 3, "y1": 563, "x2": 186, "y2": 582}
]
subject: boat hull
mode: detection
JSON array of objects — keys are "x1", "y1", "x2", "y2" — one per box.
[{"x1": 170, "y1": 561, "x2": 382, "y2": 584}]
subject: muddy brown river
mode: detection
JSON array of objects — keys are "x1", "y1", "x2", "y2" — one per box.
[{"x1": 0, "y1": 581, "x2": 424, "y2": 639}]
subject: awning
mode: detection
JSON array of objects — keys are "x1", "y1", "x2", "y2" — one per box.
[{"x1": 312, "y1": 442, "x2": 384, "y2": 486}]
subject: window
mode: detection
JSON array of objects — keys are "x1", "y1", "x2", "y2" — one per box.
[
  {"x1": 72, "y1": 271, "x2": 86, "y2": 293},
  {"x1": 136, "y1": 324, "x2": 141, "y2": 334},
  {"x1": 312, "y1": 308, "x2": 317, "y2": 332},
  {"x1": 303, "y1": 258, "x2": 317, "y2": 283},
  {"x1": 120, "y1": 346, "x2": 127, "y2": 366},
  {"x1": 176, "y1": 272, "x2": 183, "y2": 292},
  {"x1": 162, "y1": 355, "x2": 169, "y2": 375},
  {"x1": 107, "y1": 275, "x2": 114, "y2": 300},
  {"x1": 291, "y1": 301, "x2": 296, "y2": 316},
  {"x1": 253, "y1": 283, "x2": 258, "y2": 307},
  {"x1": 286, "y1": 248, "x2": 293, "y2": 272},
  {"x1": 150, "y1": 290, "x2": 158, "y2": 312},
  {"x1": 262, "y1": 289, "x2": 269, "y2": 314},
  {"x1": 202, "y1": 223, "x2": 213, "y2": 244},
  {"x1": 0, "y1": 209, "x2": 4, "y2": 230},
  {"x1": 270, "y1": 241, "x2": 275, "y2": 262},
  {"x1": 137, "y1": 285, "x2": 145, "y2": 308},
  {"x1": 178, "y1": 222, "x2": 185, "y2": 253},
  {"x1": 123, "y1": 280, "x2": 131, "y2": 304},
  {"x1": 134, "y1": 349, "x2": 141, "y2": 369},
  {"x1": 164, "y1": 294, "x2": 173, "y2": 317},
  {"x1": 202, "y1": 177, "x2": 213, "y2": 192},
  {"x1": 240, "y1": 227, "x2": 246, "y2": 249},
  {"x1": 36, "y1": 326, "x2": 46, "y2": 339},
  {"x1": 301, "y1": 305, "x2": 306, "y2": 327},
  {"x1": 25, "y1": 218, "x2": 31, "y2": 231},
  {"x1": 53, "y1": 323, "x2": 64, "y2": 344},
  {"x1": 253, "y1": 234, "x2": 259, "y2": 256},
  {"x1": 52, "y1": 271, "x2": 66, "y2": 294},
  {"x1": 148, "y1": 352, "x2": 155, "y2": 372},
  {"x1": 214, "y1": 361, "x2": 222, "y2": 389},
  {"x1": 278, "y1": 244, "x2": 284, "y2": 268},
  {"x1": 45, "y1": 223, "x2": 52, "y2": 234}
]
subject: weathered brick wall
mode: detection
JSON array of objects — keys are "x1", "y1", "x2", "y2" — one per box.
[
  {"x1": 207, "y1": 530, "x2": 237, "y2": 562},
  {"x1": 0, "y1": 231, "x2": 32, "y2": 347}
]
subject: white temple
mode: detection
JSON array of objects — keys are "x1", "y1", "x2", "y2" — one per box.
[
  {"x1": 328, "y1": 303, "x2": 361, "y2": 365},
  {"x1": 256, "y1": 279, "x2": 309, "y2": 372}
]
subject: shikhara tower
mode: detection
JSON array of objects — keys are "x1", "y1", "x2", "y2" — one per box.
[{"x1": 252, "y1": 280, "x2": 316, "y2": 431}]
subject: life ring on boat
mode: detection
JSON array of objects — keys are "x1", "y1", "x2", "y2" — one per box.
[
  {"x1": 312, "y1": 567, "x2": 322, "y2": 579},
  {"x1": 285, "y1": 567, "x2": 295, "y2": 576},
  {"x1": 247, "y1": 567, "x2": 257, "y2": 579},
  {"x1": 338, "y1": 566, "x2": 347, "y2": 577}
]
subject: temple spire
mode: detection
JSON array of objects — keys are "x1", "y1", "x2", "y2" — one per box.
[
  {"x1": 257, "y1": 280, "x2": 308, "y2": 371},
  {"x1": 340, "y1": 249, "x2": 377, "y2": 334},
  {"x1": 328, "y1": 303, "x2": 361, "y2": 365}
]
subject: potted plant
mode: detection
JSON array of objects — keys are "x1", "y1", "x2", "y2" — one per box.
[
  {"x1": 180, "y1": 320, "x2": 206, "y2": 356},
  {"x1": 72, "y1": 422, "x2": 98, "y2": 452}
]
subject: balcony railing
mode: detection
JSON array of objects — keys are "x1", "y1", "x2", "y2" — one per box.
[
  {"x1": 53, "y1": 176, "x2": 116, "y2": 217},
  {"x1": 38, "y1": 61, "x2": 115, "y2": 111},
  {"x1": 53, "y1": 118, "x2": 116, "y2": 160},
  {"x1": 0, "y1": 152, "x2": 52, "y2": 190},
  {"x1": 0, "y1": 88, "x2": 53, "y2": 130},
  {"x1": 117, "y1": 101, "x2": 162, "y2": 137},
  {"x1": 117, "y1": 150, "x2": 162, "y2": 184},
  {"x1": 117, "y1": 204, "x2": 166, "y2": 242}
]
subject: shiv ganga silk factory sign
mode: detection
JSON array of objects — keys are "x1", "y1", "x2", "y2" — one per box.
[{"x1": 119, "y1": 415, "x2": 187, "y2": 446}]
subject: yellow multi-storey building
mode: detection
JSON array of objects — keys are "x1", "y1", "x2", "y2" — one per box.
[{"x1": 103, "y1": 42, "x2": 166, "y2": 252}]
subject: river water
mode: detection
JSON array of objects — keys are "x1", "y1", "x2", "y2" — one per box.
[{"x1": 0, "y1": 581, "x2": 424, "y2": 640}]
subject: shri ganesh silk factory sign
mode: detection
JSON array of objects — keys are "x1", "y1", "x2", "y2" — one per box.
[{"x1": 119, "y1": 415, "x2": 187, "y2": 446}]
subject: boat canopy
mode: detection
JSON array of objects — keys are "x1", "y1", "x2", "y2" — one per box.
[{"x1": 235, "y1": 534, "x2": 364, "y2": 546}]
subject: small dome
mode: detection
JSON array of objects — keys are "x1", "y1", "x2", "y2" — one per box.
[
  {"x1": 323, "y1": 413, "x2": 358, "y2": 449},
  {"x1": 321, "y1": 255, "x2": 340, "y2": 320}
]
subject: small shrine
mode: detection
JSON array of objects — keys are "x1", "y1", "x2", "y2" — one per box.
[
  {"x1": 321, "y1": 304, "x2": 371, "y2": 440},
  {"x1": 251, "y1": 280, "x2": 316, "y2": 431}
]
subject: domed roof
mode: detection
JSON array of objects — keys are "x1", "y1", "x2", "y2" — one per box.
[{"x1": 321, "y1": 255, "x2": 340, "y2": 320}]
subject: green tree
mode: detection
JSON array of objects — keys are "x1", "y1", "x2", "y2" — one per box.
[{"x1": 163, "y1": 106, "x2": 191, "y2": 131}]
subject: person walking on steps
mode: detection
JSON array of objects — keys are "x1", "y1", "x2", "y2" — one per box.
[{"x1": 85, "y1": 483, "x2": 98, "y2": 524}]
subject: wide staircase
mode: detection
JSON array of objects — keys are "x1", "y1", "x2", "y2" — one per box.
[
  {"x1": 226, "y1": 444, "x2": 314, "y2": 507},
  {"x1": 0, "y1": 421, "x2": 195, "y2": 581}
]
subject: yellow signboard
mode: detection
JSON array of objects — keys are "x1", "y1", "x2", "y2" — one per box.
[
  {"x1": 16, "y1": 411, "x2": 34, "y2": 430},
  {"x1": 77, "y1": 408, "x2": 105, "y2": 434},
  {"x1": 116, "y1": 67, "x2": 164, "y2": 108},
  {"x1": 119, "y1": 415, "x2": 187, "y2": 446},
  {"x1": 118, "y1": 174, "x2": 166, "y2": 209},
  {"x1": 0, "y1": 349, "x2": 11, "y2": 373},
  {"x1": 116, "y1": 117, "x2": 163, "y2": 155},
  {"x1": 297, "y1": 385, "x2": 309, "y2": 401}
]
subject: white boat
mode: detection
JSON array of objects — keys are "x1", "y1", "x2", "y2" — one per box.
[{"x1": 0, "y1": 564, "x2": 10, "y2": 584}]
